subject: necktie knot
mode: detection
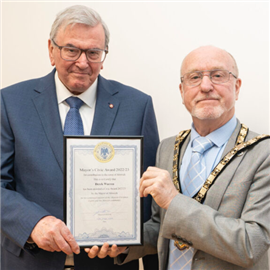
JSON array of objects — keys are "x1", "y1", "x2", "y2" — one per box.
[
  {"x1": 64, "y1": 97, "x2": 84, "y2": 135},
  {"x1": 65, "y1": 97, "x2": 84, "y2": 110},
  {"x1": 192, "y1": 137, "x2": 213, "y2": 154}
]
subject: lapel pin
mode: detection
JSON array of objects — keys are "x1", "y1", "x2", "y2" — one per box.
[{"x1": 109, "y1": 103, "x2": 114, "y2": 109}]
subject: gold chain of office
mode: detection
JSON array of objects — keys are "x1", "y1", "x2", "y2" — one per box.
[{"x1": 172, "y1": 124, "x2": 270, "y2": 251}]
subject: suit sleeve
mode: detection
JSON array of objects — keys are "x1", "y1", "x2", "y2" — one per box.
[
  {"x1": 1, "y1": 93, "x2": 51, "y2": 249},
  {"x1": 141, "y1": 96, "x2": 160, "y2": 172},
  {"x1": 161, "y1": 139, "x2": 270, "y2": 268},
  {"x1": 140, "y1": 96, "x2": 160, "y2": 222}
]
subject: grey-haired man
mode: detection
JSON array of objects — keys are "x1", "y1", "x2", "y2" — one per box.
[{"x1": 1, "y1": 5, "x2": 159, "y2": 270}]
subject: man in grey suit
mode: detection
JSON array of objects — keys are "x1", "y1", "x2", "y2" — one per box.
[
  {"x1": 1, "y1": 5, "x2": 159, "y2": 270},
  {"x1": 94, "y1": 45, "x2": 270, "y2": 269}
]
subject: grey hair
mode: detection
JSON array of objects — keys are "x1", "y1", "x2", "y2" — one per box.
[{"x1": 50, "y1": 5, "x2": 110, "y2": 48}]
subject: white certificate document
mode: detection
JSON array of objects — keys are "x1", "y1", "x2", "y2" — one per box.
[{"x1": 64, "y1": 136, "x2": 143, "y2": 247}]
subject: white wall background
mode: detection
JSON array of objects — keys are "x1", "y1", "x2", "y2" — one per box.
[
  {"x1": 1, "y1": 1, "x2": 269, "y2": 139},
  {"x1": 1, "y1": 0, "x2": 270, "y2": 266}
]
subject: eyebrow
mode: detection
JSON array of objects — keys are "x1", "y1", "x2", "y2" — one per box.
[
  {"x1": 65, "y1": 43, "x2": 77, "y2": 48},
  {"x1": 64, "y1": 43, "x2": 104, "y2": 51},
  {"x1": 186, "y1": 67, "x2": 226, "y2": 73}
]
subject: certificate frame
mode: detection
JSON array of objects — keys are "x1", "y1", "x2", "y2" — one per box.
[{"x1": 64, "y1": 136, "x2": 143, "y2": 247}]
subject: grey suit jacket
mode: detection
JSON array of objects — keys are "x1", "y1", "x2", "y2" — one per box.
[
  {"x1": 121, "y1": 120, "x2": 270, "y2": 270},
  {"x1": 1, "y1": 69, "x2": 159, "y2": 270}
]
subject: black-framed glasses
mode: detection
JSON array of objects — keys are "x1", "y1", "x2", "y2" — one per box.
[
  {"x1": 52, "y1": 39, "x2": 108, "y2": 63},
  {"x1": 181, "y1": 69, "x2": 237, "y2": 86}
]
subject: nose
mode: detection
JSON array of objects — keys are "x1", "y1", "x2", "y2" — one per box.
[
  {"x1": 75, "y1": 51, "x2": 89, "y2": 69},
  {"x1": 200, "y1": 74, "x2": 213, "y2": 92}
]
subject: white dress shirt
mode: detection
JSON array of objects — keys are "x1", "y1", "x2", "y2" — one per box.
[{"x1": 55, "y1": 71, "x2": 97, "y2": 135}]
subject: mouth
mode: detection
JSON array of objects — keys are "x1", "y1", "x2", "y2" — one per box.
[
  {"x1": 199, "y1": 98, "x2": 218, "y2": 101},
  {"x1": 73, "y1": 72, "x2": 89, "y2": 75},
  {"x1": 196, "y1": 97, "x2": 220, "y2": 104}
]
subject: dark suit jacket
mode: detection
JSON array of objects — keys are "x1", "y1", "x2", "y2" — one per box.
[{"x1": 1, "y1": 69, "x2": 159, "y2": 270}]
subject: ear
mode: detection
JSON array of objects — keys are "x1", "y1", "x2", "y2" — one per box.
[
  {"x1": 234, "y1": 78, "x2": 242, "y2": 100},
  {"x1": 179, "y1": 83, "x2": 185, "y2": 104},
  {"x1": 48, "y1": 39, "x2": 55, "y2": 66},
  {"x1": 100, "y1": 46, "x2": 108, "y2": 70}
]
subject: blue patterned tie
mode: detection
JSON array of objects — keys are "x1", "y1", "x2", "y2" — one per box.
[
  {"x1": 64, "y1": 97, "x2": 84, "y2": 135},
  {"x1": 182, "y1": 136, "x2": 213, "y2": 197},
  {"x1": 168, "y1": 137, "x2": 214, "y2": 270}
]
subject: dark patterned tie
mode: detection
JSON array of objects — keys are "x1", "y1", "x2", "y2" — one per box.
[{"x1": 64, "y1": 97, "x2": 84, "y2": 135}]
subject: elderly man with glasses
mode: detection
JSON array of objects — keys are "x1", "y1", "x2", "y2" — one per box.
[
  {"x1": 89, "y1": 45, "x2": 270, "y2": 270},
  {"x1": 1, "y1": 5, "x2": 159, "y2": 270}
]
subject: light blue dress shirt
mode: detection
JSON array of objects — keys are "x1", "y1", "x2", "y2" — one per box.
[
  {"x1": 180, "y1": 116, "x2": 237, "y2": 184},
  {"x1": 167, "y1": 116, "x2": 237, "y2": 270}
]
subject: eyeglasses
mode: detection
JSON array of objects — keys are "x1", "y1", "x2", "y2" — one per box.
[
  {"x1": 181, "y1": 69, "x2": 237, "y2": 86},
  {"x1": 52, "y1": 39, "x2": 108, "y2": 63}
]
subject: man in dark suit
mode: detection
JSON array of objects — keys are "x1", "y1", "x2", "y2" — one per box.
[{"x1": 1, "y1": 5, "x2": 159, "y2": 270}]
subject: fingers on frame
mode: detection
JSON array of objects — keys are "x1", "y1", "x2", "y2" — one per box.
[
  {"x1": 108, "y1": 244, "x2": 118, "y2": 258},
  {"x1": 58, "y1": 228, "x2": 77, "y2": 255},
  {"x1": 98, "y1": 243, "x2": 110, "y2": 259},
  {"x1": 87, "y1": 246, "x2": 100, "y2": 258}
]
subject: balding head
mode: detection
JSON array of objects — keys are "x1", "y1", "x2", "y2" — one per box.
[{"x1": 181, "y1": 45, "x2": 239, "y2": 78}]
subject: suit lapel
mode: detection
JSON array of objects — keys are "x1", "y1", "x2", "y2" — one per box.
[
  {"x1": 178, "y1": 121, "x2": 246, "y2": 210},
  {"x1": 31, "y1": 74, "x2": 121, "y2": 171},
  {"x1": 221, "y1": 120, "x2": 242, "y2": 159},
  {"x1": 91, "y1": 75, "x2": 120, "y2": 135},
  {"x1": 204, "y1": 120, "x2": 247, "y2": 210},
  {"x1": 178, "y1": 133, "x2": 191, "y2": 193},
  {"x1": 32, "y1": 70, "x2": 64, "y2": 172},
  {"x1": 179, "y1": 133, "x2": 191, "y2": 164}
]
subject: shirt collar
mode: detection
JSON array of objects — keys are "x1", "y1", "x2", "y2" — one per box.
[
  {"x1": 55, "y1": 71, "x2": 97, "y2": 108},
  {"x1": 190, "y1": 116, "x2": 237, "y2": 147}
]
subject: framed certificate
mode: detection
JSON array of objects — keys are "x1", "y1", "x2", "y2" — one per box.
[{"x1": 64, "y1": 136, "x2": 143, "y2": 247}]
